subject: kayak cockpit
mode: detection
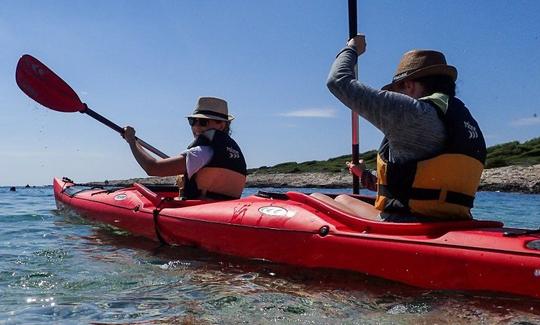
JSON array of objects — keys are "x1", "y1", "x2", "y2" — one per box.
[{"x1": 283, "y1": 191, "x2": 503, "y2": 236}]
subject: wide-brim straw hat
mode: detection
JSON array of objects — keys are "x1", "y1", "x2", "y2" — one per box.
[
  {"x1": 382, "y1": 50, "x2": 457, "y2": 91},
  {"x1": 186, "y1": 96, "x2": 234, "y2": 121}
]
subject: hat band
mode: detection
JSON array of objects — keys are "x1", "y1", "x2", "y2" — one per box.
[
  {"x1": 392, "y1": 71, "x2": 409, "y2": 82},
  {"x1": 194, "y1": 110, "x2": 229, "y2": 120}
]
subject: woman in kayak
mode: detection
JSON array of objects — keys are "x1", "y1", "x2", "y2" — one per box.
[
  {"x1": 123, "y1": 96, "x2": 247, "y2": 200},
  {"x1": 313, "y1": 34, "x2": 486, "y2": 222}
]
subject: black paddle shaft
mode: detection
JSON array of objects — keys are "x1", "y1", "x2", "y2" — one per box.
[
  {"x1": 348, "y1": 0, "x2": 360, "y2": 194},
  {"x1": 82, "y1": 104, "x2": 169, "y2": 159},
  {"x1": 348, "y1": 0, "x2": 357, "y2": 40},
  {"x1": 82, "y1": 104, "x2": 124, "y2": 134}
]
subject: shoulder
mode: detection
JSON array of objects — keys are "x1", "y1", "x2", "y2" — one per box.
[
  {"x1": 184, "y1": 145, "x2": 214, "y2": 161},
  {"x1": 380, "y1": 91, "x2": 441, "y2": 119},
  {"x1": 187, "y1": 145, "x2": 212, "y2": 153}
]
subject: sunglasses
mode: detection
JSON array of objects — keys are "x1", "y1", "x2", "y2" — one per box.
[{"x1": 187, "y1": 117, "x2": 210, "y2": 127}]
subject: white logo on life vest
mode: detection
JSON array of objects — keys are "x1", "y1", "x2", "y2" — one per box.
[
  {"x1": 259, "y1": 206, "x2": 288, "y2": 216},
  {"x1": 464, "y1": 121, "x2": 478, "y2": 139},
  {"x1": 227, "y1": 147, "x2": 240, "y2": 159},
  {"x1": 114, "y1": 193, "x2": 127, "y2": 201}
]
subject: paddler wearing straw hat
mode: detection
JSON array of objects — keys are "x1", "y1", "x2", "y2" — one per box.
[
  {"x1": 313, "y1": 34, "x2": 486, "y2": 222},
  {"x1": 123, "y1": 96, "x2": 247, "y2": 200}
]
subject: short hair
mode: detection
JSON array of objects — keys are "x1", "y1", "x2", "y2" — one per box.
[{"x1": 413, "y1": 75, "x2": 456, "y2": 97}]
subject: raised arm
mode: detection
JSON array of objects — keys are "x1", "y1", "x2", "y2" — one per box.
[{"x1": 123, "y1": 126, "x2": 187, "y2": 177}]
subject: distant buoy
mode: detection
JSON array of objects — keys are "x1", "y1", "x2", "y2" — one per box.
[{"x1": 9, "y1": 187, "x2": 16, "y2": 192}]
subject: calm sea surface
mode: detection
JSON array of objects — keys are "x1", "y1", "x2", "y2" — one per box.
[{"x1": 1, "y1": 186, "x2": 540, "y2": 324}]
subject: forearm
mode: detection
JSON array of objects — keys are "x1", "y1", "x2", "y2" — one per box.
[
  {"x1": 123, "y1": 126, "x2": 186, "y2": 176},
  {"x1": 349, "y1": 162, "x2": 377, "y2": 192},
  {"x1": 129, "y1": 141, "x2": 160, "y2": 176},
  {"x1": 326, "y1": 46, "x2": 361, "y2": 110},
  {"x1": 361, "y1": 169, "x2": 377, "y2": 192},
  {"x1": 327, "y1": 47, "x2": 417, "y2": 133},
  {"x1": 326, "y1": 47, "x2": 386, "y2": 117}
]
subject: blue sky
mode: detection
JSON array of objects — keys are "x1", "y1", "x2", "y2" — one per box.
[{"x1": 1, "y1": 0, "x2": 539, "y2": 186}]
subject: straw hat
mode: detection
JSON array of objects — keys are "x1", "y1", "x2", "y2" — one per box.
[
  {"x1": 382, "y1": 50, "x2": 457, "y2": 91},
  {"x1": 186, "y1": 96, "x2": 234, "y2": 121}
]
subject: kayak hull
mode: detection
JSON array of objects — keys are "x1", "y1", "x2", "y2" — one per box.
[{"x1": 53, "y1": 177, "x2": 540, "y2": 298}]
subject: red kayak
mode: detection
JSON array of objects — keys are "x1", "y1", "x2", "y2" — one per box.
[{"x1": 53, "y1": 177, "x2": 540, "y2": 298}]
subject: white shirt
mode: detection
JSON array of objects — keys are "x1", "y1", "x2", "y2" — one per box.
[{"x1": 180, "y1": 146, "x2": 214, "y2": 178}]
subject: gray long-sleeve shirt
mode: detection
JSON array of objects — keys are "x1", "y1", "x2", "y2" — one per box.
[{"x1": 327, "y1": 47, "x2": 447, "y2": 164}]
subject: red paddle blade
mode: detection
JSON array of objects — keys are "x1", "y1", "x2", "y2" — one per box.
[{"x1": 15, "y1": 54, "x2": 85, "y2": 113}]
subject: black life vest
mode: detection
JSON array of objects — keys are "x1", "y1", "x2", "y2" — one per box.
[
  {"x1": 375, "y1": 93, "x2": 486, "y2": 220},
  {"x1": 183, "y1": 129, "x2": 247, "y2": 200}
]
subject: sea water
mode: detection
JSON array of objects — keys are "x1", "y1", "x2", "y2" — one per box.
[{"x1": 1, "y1": 186, "x2": 539, "y2": 324}]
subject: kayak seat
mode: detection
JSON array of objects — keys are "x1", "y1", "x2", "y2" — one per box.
[
  {"x1": 134, "y1": 183, "x2": 208, "y2": 208},
  {"x1": 319, "y1": 193, "x2": 376, "y2": 205},
  {"x1": 139, "y1": 184, "x2": 181, "y2": 194},
  {"x1": 286, "y1": 191, "x2": 503, "y2": 236}
]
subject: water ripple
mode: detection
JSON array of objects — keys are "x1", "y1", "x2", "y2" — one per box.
[{"x1": 1, "y1": 187, "x2": 540, "y2": 324}]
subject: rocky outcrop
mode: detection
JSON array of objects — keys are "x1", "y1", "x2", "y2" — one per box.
[
  {"x1": 94, "y1": 164, "x2": 540, "y2": 194},
  {"x1": 246, "y1": 165, "x2": 540, "y2": 193},
  {"x1": 245, "y1": 172, "x2": 352, "y2": 188},
  {"x1": 478, "y1": 164, "x2": 540, "y2": 194}
]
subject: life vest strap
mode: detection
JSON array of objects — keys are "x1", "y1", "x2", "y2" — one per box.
[
  {"x1": 446, "y1": 191, "x2": 474, "y2": 208},
  {"x1": 379, "y1": 185, "x2": 474, "y2": 208}
]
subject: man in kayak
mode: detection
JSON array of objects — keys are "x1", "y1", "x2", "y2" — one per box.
[
  {"x1": 123, "y1": 96, "x2": 247, "y2": 200},
  {"x1": 313, "y1": 35, "x2": 486, "y2": 222}
]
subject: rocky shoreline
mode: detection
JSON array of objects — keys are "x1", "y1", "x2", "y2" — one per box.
[
  {"x1": 477, "y1": 164, "x2": 539, "y2": 193},
  {"x1": 95, "y1": 164, "x2": 540, "y2": 194}
]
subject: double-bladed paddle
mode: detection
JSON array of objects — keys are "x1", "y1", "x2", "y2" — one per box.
[
  {"x1": 15, "y1": 54, "x2": 169, "y2": 159},
  {"x1": 348, "y1": 0, "x2": 360, "y2": 194}
]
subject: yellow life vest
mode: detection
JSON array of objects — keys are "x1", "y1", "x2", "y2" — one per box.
[{"x1": 374, "y1": 94, "x2": 486, "y2": 220}]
